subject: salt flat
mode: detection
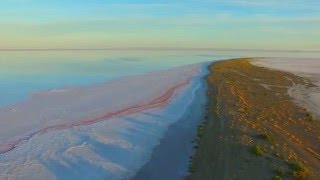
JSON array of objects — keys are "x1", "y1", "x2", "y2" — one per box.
[
  {"x1": 252, "y1": 58, "x2": 320, "y2": 118},
  {"x1": 0, "y1": 63, "x2": 206, "y2": 179}
]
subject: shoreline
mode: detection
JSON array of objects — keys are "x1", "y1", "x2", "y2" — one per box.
[
  {"x1": 0, "y1": 63, "x2": 204, "y2": 179},
  {"x1": 189, "y1": 58, "x2": 320, "y2": 179},
  {"x1": 131, "y1": 63, "x2": 214, "y2": 180},
  {"x1": 251, "y1": 58, "x2": 320, "y2": 119},
  {"x1": 133, "y1": 67, "x2": 207, "y2": 179}
]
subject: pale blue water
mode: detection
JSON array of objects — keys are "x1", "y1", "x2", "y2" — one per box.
[
  {"x1": 1, "y1": 50, "x2": 318, "y2": 106},
  {"x1": 0, "y1": 50, "x2": 232, "y2": 106}
]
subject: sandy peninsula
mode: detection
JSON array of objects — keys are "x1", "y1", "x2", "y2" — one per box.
[{"x1": 189, "y1": 58, "x2": 320, "y2": 180}]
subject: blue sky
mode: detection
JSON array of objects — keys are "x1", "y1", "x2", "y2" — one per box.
[{"x1": 0, "y1": 0, "x2": 319, "y2": 50}]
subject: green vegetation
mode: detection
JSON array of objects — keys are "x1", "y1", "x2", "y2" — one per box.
[
  {"x1": 274, "y1": 168, "x2": 285, "y2": 176},
  {"x1": 306, "y1": 113, "x2": 316, "y2": 121},
  {"x1": 251, "y1": 145, "x2": 267, "y2": 156},
  {"x1": 189, "y1": 162, "x2": 195, "y2": 173},
  {"x1": 287, "y1": 161, "x2": 309, "y2": 179},
  {"x1": 197, "y1": 124, "x2": 205, "y2": 138},
  {"x1": 258, "y1": 132, "x2": 275, "y2": 142},
  {"x1": 272, "y1": 176, "x2": 283, "y2": 180}
]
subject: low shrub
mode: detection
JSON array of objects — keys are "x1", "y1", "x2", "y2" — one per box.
[
  {"x1": 287, "y1": 161, "x2": 309, "y2": 179},
  {"x1": 189, "y1": 163, "x2": 195, "y2": 173},
  {"x1": 272, "y1": 176, "x2": 283, "y2": 180},
  {"x1": 251, "y1": 145, "x2": 266, "y2": 156},
  {"x1": 274, "y1": 168, "x2": 285, "y2": 176},
  {"x1": 258, "y1": 132, "x2": 275, "y2": 142},
  {"x1": 306, "y1": 113, "x2": 316, "y2": 121},
  {"x1": 197, "y1": 125, "x2": 205, "y2": 138}
]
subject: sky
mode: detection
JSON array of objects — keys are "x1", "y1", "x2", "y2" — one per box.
[{"x1": 0, "y1": 0, "x2": 319, "y2": 51}]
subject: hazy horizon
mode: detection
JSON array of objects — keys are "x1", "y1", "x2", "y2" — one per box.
[
  {"x1": 0, "y1": 0, "x2": 319, "y2": 51},
  {"x1": 0, "y1": 48, "x2": 319, "y2": 53}
]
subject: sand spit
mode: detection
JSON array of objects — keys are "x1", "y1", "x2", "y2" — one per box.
[
  {"x1": 0, "y1": 63, "x2": 205, "y2": 179},
  {"x1": 189, "y1": 59, "x2": 320, "y2": 180},
  {"x1": 252, "y1": 58, "x2": 320, "y2": 119}
]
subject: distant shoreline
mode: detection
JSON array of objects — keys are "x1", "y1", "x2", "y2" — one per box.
[{"x1": 0, "y1": 48, "x2": 319, "y2": 53}]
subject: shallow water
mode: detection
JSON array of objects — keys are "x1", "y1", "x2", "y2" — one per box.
[
  {"x1": 133, "y1": 64, "x2": 208, "y2": 179},
  {"x1": 2, "y1": 49, "x2": 318, "y2": 106},
  {"x1": 0, "y1": 50, "x2": 230, "y2": 106},
  {"x1": 0, "y1": 63, "x2": 206, "y2": 180}
]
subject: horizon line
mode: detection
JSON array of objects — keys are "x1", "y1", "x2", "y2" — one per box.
[{"x1": 0, "y1": 47, "x2": 319, "y2": 53}]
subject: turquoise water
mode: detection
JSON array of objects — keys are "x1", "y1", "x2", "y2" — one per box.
[{"x1": 0, "y1": 50, "x2": 232, "y2": 106}]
